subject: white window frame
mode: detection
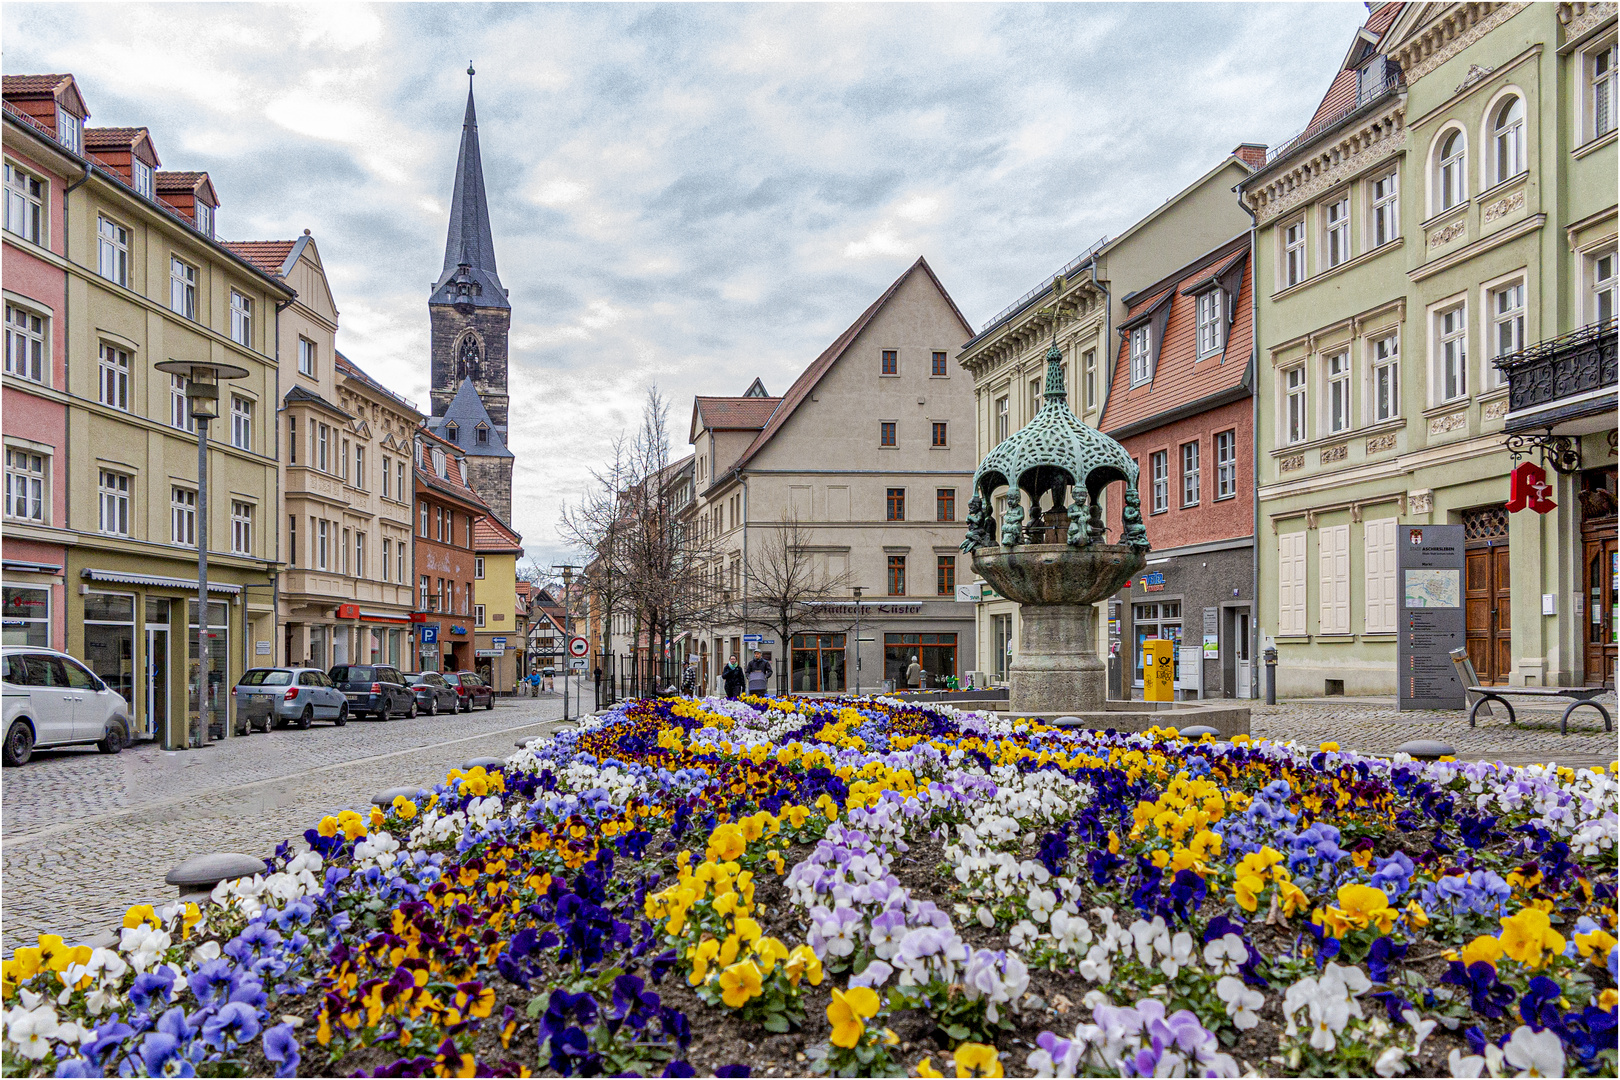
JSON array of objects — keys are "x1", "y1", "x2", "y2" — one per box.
[
  {"x1": 132, "y1": 158, "x2": 153, "y2": 200},
  {"x1": 169, "y1": 257, "x2": 196, "y2": 320},
  {"x1": 1149, "y1": 450, "x2": 1168, "y2": 513},
  {"x1": 99, "y1": 342, "x2": 129, "y2": 410},
  {"x1": 1083, "y1": 348, "x2": 1097, "y2": 408},
  {"x1": 1195, "y1": 289, "x2": 1223, "y2": 357},
  {"x1": 1435, "y1": 300, "x2": 1469, "y2": 404},
  {"x1": 98, "y1": 469, "x2": 129, "y2": 536},
  {"x1": 231, "y1": 396, "x2": 252, "y2": 450},
  {"x1": 354, "y1": 444, "x2": 365, "y2": 490},
  {"x1": 1323, "y1": 195, "x2": 1351, "y2": 269},
  {"x1": 1590, "y1": 41, "x2": 1617, "y2": 141},
  {"x1": 475, "y1": 604, "x2": 486, "y2": 628},
  {"x1": 171, "y1": 487, "x2": 197, "y2": 548},
  {"x1": 1487, "y1": 92, "x2": 1526, "y2": 186},
  {"x1": 995, "y1": 396, "x2": 1009, "y2": 443},
  {"x1": 230, "y1": 290, "x2": 252, "y2": 347},
  {"x1": 1487, "y1": 275, "x2": 1525, "y2": 387},
  {"x1": 317, "y1": 518, "x2": 329, "y2": 570},
  {"x1": 396, "y1": 541, "x2": 405, "y2": 585},
  {"x1": 1434, "y1": 127, "x2": 1467, "y2": 213},
  {"x1": 170, "y1": 374, "x2": 195, "y2": 432},
  {"x1": 1129, "y1": 325, "x2": 1152, "y2": 385},
  {"x1": 1284, "y1": 365, "x2": 1308, "y2": 445},
  {"x1": 341, "y1": 527, "x2": 351, "y2": 575},
  {"x1": 1370, "y1": 171, "x2": 1399, "y2": 248},
  {"x1": 298, "y1": 337, "x2": 317, "y2": 377},
  {"x1": 231, "y1": 501, "x2": 253, "y2": 556},
  {"x1": 3, "y1": 163, "x2": 43, "y2": 245},
  {"x1": 1215, "y1": 430, "x2": 1236, "y2": 499},
  {"x1": 475, "y1": 556, "x2": 485, "y2": 580},
  {"x1": 4, "y1": 302, "x2": 47, "y2": 384},
  {"x1": 4, "y1": 446, "x2": 46, "y2": 522},
  {"x1": 56, "y1": 110, "x2": 81, "y2": 154},
  {"x1": 317, "y1": 424, "x2": 329, "y2": 473},
  {"x1": 1283, "y1": 218, "x2": 1307, "y2": 287},
  {"x1": 1588, "y1": 247, "x2": 1617, "y2": 326},
  {"x1": 1368, "y1": 331, "x2": 1400, "y2": 423},
  {"x1": 195, "y1": 201, "x2": 212, "y2": 238},
  {"x1": 1326, "y1": 351, "x2": 1351, "y2": 434},
  {"x1": 382, "y1": 455, "x2": 392, "y2": 500},
  {"x1": 1180, "y1": 440, "x2": 1200, "y2": 507},
  {"x1": 97, "y1": 216, "x2": 129, "y2": 286},
  {"x1": 355, "y1": 532, "x2": 365, "y2": 578}
]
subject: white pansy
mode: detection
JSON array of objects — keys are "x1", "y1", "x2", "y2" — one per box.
[{"x1": 1215, "y1": 975, "x2": 1263, "y2": 1030}]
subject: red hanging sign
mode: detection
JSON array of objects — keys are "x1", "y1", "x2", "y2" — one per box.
[{"x1": 1505, "y1": 461, "x2": 1556, "y2": 514}]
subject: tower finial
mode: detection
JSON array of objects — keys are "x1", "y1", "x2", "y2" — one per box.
[{"x1": 467, "y1": 62, "x2": 475, "y2": 78}]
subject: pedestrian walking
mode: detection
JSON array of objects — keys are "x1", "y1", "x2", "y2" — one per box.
[
  {"x1": 745, "y1": 650, "x2": 772, "y2": 696},
  {"x1": 907, "y1": 654, "x2": 923, "y2": 690},
  {"x1": 681, "y1": 660, "x2": 699, "y2": 696},
  {"x1": 721, "y1": 655, "x2": 744, "y2": 698}
]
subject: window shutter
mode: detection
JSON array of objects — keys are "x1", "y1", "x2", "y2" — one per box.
[
  {"x1": 1363, "y1": 518, "x2": 1398, "y2": 633},
  {"x1": 1278, "y1": 532, "x2": 1308, "y2": 635},
  {"x1": 1318, "y1": 524, "x2": 1350, "y2": 635}
]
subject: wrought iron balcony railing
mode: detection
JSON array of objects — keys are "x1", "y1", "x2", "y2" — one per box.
[{"x1": 1493, "y1": 319, "x2": 1618, "y2": 429}]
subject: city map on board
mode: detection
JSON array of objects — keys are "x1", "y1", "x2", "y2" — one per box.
[{"x1": 1404, "y1": 568, "x2": 1461, "y2": 608}]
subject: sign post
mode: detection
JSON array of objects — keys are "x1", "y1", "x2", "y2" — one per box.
[
  {"x1": 1143, "y1": 639, "x2": 1175, "y2": 702},
  {"x1": 1398, "y1": 524, "x2": 1467, "y2": 711}
]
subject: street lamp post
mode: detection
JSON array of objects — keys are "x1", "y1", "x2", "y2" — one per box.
[
  {"x1": 852, "y1": 586, "x2": 863, "y2": 697},
  {"x1": 154, "y1": 358, "x2": 250, "y2": 751},
  {"x1": 552, "y1": 564, "x2": 579, "y2": 721}
]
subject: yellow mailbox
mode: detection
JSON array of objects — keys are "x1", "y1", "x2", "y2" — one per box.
[{"x1": 1143, "y1": 639, "x2": 1175, "y2": 702}]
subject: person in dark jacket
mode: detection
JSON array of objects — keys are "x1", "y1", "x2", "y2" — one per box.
[
  {"x1": 721, "y1": 655, "x2": 745, "y2": 698},
  {"x1": 745, "y1": 650, "x2": 773, "y2": 695}
]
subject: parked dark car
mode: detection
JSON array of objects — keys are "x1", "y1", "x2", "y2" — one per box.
[
  {"x1": 328, "y1": 664, "x2": 416, "y2": 720},
  {"x1": 449, "y1": 671, "x2": 495, "y2": 712},
  {"x1": 405, "y1": 671, "x2": 459, "y2": 716},
  {"x1": 234, "y1": 667, "x2": 348, "y2": 730}
]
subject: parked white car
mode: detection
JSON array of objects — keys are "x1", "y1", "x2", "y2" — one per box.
[{"x1": 2, "y1": 647, "x2": 134, "y2": 766}]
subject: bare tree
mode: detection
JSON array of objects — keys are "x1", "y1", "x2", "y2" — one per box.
[
  {"x1": 735, "y1": 512, "x2": 854, "y2": 694},
  {"x1": 557, "y1": 435, "x2": 635, "y2": 701}
]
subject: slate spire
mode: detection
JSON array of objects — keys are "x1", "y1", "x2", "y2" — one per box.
[{"x1": 430, "y1": 64, "x2": 507, "y2": 309}]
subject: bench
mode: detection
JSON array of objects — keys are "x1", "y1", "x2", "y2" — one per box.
[{"x1": 1466, "y1": 685, "x2": 1613, "y2": 735}]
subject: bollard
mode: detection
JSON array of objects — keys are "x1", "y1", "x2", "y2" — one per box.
[
  {"x1": 1397, "y1": 739, "x2": 1455, "y2": 761},
  {"x1": 1264, "y1": 647, "x2": 1278, "y2": 705},
  {"x1": 166, "y1": 853, "x2": 267, "y2": 898},
  {"x1": 1178, "y1": 725, "x2": 1221, "y2": 739},
  {"x1": 460, "y1": 756, "x2": 505, "y2": 771},
  {"x1": 372, "y1": 786, "x2": 426, "y2": 808}
]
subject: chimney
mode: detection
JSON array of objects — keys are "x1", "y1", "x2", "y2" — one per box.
[{"x1": 1232, "y1": 143, "x2": 1269, "y2": 169}]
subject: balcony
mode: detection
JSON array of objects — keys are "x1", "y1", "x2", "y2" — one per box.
[{"x1": 1494, "y1": 319, "x2": 1618, "y2": 470}]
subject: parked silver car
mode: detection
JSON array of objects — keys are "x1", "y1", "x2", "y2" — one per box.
[
  {"x1": 2, "y1": 647, "x2": 134, "y2": 766},
  {"x1": 233, "y1": 668, "x2": 349, "y2": 730}
]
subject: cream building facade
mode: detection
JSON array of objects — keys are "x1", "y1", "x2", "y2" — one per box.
[
  {"x1": 957, "y1": 150, "x2": 1261, "y2": 684},
  {"x1": 226, "y1": 235, "x2": 422, "y2": 671},
  {"x1": 693, "y1": 258, "x2": 979, "y2": 694}
]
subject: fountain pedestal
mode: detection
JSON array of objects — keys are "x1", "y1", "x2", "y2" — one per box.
[{"x1": 972, "y1": 543, "x2": 1143, "y2": 715}]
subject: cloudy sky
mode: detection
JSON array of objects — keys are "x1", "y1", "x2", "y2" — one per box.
[{"x1": 6, "y1": 2, "x2": 1365, "y2": 566}]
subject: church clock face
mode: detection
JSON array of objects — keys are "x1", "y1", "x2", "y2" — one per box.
[{"x1": 455, "y1": 334, "x2": 482, "y2": 384}]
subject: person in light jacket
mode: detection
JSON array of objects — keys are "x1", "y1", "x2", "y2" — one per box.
[
  {"x1": 745, "y1": 650, "x2": 772, "y2": 695},
  {"x1": 721, "y1": 655, "x2": 745, "y2": 698},
  {"x1": 907, "y1": 655, "x2": 923, "y2": 690}
]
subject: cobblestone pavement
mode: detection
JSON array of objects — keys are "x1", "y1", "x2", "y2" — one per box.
[
  {"x1": 2, "y1": 696, "x2": 571, "y2": 955},
  {"x1": 1250, "y1": 695, "x2": 1618, "y2": 769}
]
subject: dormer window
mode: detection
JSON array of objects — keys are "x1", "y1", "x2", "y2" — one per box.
[
  {"x1": 57, "y1": 110, "x2": 81, "y2": 154},
  {"x1": 1196, "y1": 289, "x2": 1224, "y2": 356},
  {"x1": 1129, "y1": 326, "x2": 1152, "y2": 385},
  {"x1": 475, "y1": 424, "x2": 488, "y2": 445},
  {"x1": 445, "y1": 422, "x2": 459, "y2": 443},
  {"x1": 133, "y1": 159, "x2": 153, "y2": 199},
  {"x1": 196, "y1": 201, "x2": 212, "y2": 238}
]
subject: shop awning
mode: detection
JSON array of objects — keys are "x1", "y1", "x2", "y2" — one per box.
[
  {"x1": 80, "y1": 568, "x2": 242, "y2": 595},
  {"x1": 3, "y1": 560, "x2": 63, "y2": 574},
  {"x1": 358, "y1": 611, "x2": 414, "y2": 625}
]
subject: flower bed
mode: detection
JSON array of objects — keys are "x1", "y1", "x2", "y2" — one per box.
[{"x1": 2, "y1": 694, "x2": 1616, "y2": 1078}]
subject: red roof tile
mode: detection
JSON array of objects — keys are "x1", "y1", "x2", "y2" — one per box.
[
  {"x1": 1100, "y1": 237, "x2": 1253, "y2": 435},
  {"x1": 222, "y1": 240, "x2": 296, "y2": 275},
  {"x1": 2, "y1": 74, "x2": 72, "y2": 95},
  {"x1": 693, "y1": 397, "x2": 780, "y2": 431},
  {"x1": 1302, "y1": 4, "x2": 1404, "y2": 136},
  {"x1": 474, "y1": 514, "x2": 523, "y2": 551}
]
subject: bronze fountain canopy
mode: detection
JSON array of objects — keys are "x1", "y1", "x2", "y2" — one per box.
[{"x1": 962, "y1": 342, "x2": 1150, "y2": 711}]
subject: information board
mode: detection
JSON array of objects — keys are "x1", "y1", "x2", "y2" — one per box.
[{"x1": 1397, "y1": 524, "x2": 1466, "y2": 711}]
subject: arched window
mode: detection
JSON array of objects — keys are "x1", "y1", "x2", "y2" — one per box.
[
  {"x1": 1491, "y1": 95, "x2": 1525, "y2": 183},
  {"x1": 1437, "y1": 129, "x2": 1466, "y2": 211}
]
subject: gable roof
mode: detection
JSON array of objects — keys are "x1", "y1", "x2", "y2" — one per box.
[
  {"x1": 222, "y1": 240, "x2": 298, "y2": 276},
  {"x1": 1, "y1": 73, "x2": 88, "y2": 118},
  {"x1": 426, "y1": 378, "x2": 513, "y2": 458},
  {"x1": 726, "y1": 256, "x2": 973, "y2": 475},
  {"x1": 156, "y1": 170, "x2": 218, "y2": 207},
  {"x1": 283, "y1": 384, "x2": 353, "y2": 419},
  {"x1": 84, "y1": 126, "x2": 160, "y2": 167},
  {"x1": 690, "y1": 396, "x2": 780, "y2": 441},
  {"x1": 1100, "y1": 235, "x2": 1254, "y2": 438},
  {"x1": 742, "y1": 377, "x2": 770, "y2": 398},
  {"x1": 473, "y1": 514, "x2": 524, "y2": 553}
]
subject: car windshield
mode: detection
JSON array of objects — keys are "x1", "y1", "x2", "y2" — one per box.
[
  {"x1": 406, "y1": 674, "x2": 432, "y2": 684},
  {"x1": 238, "y1": 670, "x2": 294, "y2": 686}
]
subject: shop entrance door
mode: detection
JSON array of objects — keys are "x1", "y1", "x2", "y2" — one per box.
[
  {"x1": 145, "y1": 626, "x2": 168, "y2": 743},
  {"x1": 1584, "y1": 536, "x2": 1618, "y2": 687},
  {"x1": 1464, "y1": 547, "x2": 1512, "y2": 684}
]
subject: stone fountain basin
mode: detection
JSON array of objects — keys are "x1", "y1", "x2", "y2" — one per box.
[{"x1": 972, "y1": 543, "x2": 1145, "y2": 606}]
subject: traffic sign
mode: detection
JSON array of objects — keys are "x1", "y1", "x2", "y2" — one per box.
[
  {"x1": 568, "y1": 636, "x2": 589, "y2": 658},
  {"x1": 492, "y1": 636, "x2": 507, "y2": 648},
  {"x1": 420, "y1": 626, "x2": 439, "y2": 644},
  {"x1": 743, "y1": 634, "x2": 762, "y2": 642},
  {"x1": 569, "y1": 657, "x2": 588, "y2": 670}
]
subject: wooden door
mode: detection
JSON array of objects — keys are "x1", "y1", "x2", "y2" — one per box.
[
  {"x1": 1465, "y1": 547, "x2": 1512, "y2": 684},
  {"x1": 1585, "y1": 537, "x2": 1618, "y2": 687}
]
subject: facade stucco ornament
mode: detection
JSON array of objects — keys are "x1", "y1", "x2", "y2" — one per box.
[{"x1": 964, "y1": 343, "x2": 1149, "y2": 553}]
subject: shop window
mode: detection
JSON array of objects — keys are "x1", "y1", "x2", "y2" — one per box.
[
  {"x1": 83, "y1": 592, "x2": 135, "y2": 706},
  {"x1": 790, "y1": 633, "x2": 846, "y2": 692},
  {"x1": 1133, "y1": 601, "x2": 1182, "y2": 685},
  {"x1": 2, "y1": 585, "x2": 49, "y2": 647},
  {"x1": 884, "y1": 632, "x2": 958, "y2": 688}
]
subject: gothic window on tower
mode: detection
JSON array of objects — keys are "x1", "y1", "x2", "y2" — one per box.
[{"x1": 456, "y1": 335, "x2": 481, "y2": 383}]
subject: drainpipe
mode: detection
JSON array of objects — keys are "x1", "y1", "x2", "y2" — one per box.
[
  {"x1": 272, "y1": 297, "x2": 292, "y2": 676},
  {"x1": 741, "y1": 471, "x2": 751, "y2": 684},
  {"x1": 1086, "y1": 256, "x2": 1118, "y2": 689},
  {"x1": 1236, "y1": 182, "x2": 1261, "y2": 699},
  {"x1": 60, "y1": 162, "x2": 91, "y2": 564}
]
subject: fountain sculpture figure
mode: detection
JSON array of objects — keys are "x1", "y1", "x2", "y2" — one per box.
[{"x1": 962, "y1": 341, "x2": 1149, "y2": 712}]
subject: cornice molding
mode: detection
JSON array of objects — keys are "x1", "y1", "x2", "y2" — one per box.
[
  {"x1": 958, "y1": 284, "x2": 1107, "y2": 383},
  {"x1": 1557, "y1": 2, "x2": 1618, "y2": 40},
  {"x1": 1389, "y1": 2, "x2": 1528, "y2": 84},
  {"x1": 1245, "y1": 100, "x2": 1408, "y2": 226}
]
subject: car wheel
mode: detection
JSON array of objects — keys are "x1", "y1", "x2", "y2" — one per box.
[
  {"x1": 298, "y1": 706, "x2": 313, "y2": 730},
  {"x1": 461, "y1": 696, "x2": 471, "y2": 713},
  {"x1": 3, "y1": 721, "x2": 34, "y2": 766},
  {"x1": 426, "y1": 695, "x2": 437, "y2": 716},
  {"x1": 486, "y1": 696, "x2": 495, "y2": 711},
  {"x1": 335, "y1": 705, "x2": 348, "y2": 728},
  {"x1": 97, "y1": 719, "x2": 128, "y2": 755},
  {"x1": 407, "y1": 699, "x2": 418, "y2": 719}
]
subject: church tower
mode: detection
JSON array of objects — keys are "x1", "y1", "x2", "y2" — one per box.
[{"x1": 428, "y1": 65, "x2": 513, "y2": 522}]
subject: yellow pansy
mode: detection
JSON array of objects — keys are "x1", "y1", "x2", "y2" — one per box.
[
  {"x1": 952, "y1": 1043, "x2": 1004, "y2": 1078},
  {"x1": 717, "y1": 960, "x2": 763, "y2": 1008},
  {"x1": 827, "y1": 986, "x2": 879, "y2": 1048}
]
